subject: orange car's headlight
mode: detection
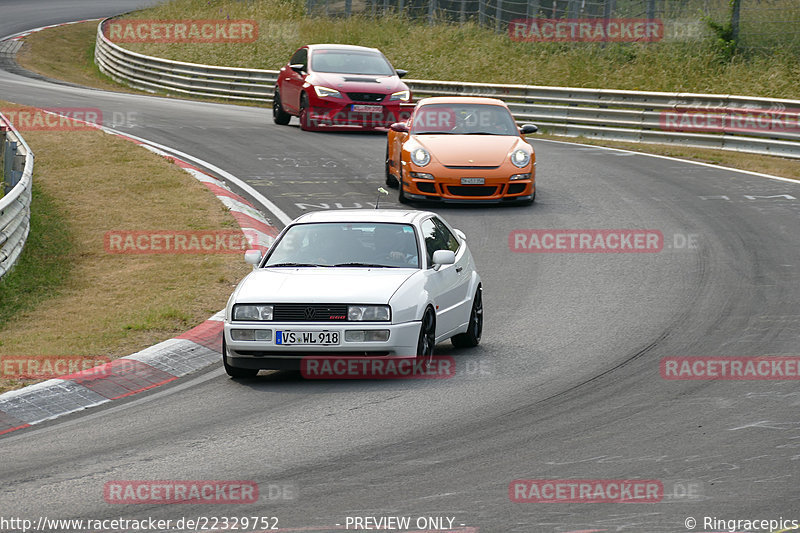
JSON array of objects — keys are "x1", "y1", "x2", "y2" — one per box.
[
  {"x1": 510, "y1": 149, "x2": 531, "y2": 168},
  {"x1": 410, "y1": 147, "x2": 431, "y2": 166}
]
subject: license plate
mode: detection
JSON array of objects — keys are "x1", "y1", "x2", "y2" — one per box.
[
  {"x1": 461, "y1": 178, "x2": 485, "y2": 185},
  {"x1": 352, "y1": 104, "x2": 383, "y2": 114},
  {"x1": 276, "y1": 330, "x2": 340, "y2": 345}
]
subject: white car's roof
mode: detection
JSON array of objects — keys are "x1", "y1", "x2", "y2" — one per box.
[{"x1": 291, "y1": 209, "x2": 435, "y2": 225}]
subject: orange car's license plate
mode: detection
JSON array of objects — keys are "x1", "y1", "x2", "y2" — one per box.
[
  {"x1": 461, "y1": 178, "x2": 485, "y2": 185},
  {"x1": 352, "y1": 104, "x2": 383, "y2": 113}
]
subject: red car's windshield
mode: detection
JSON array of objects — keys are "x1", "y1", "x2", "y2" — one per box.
[
  {"x1": 411, "y1": 103, "x2": 519, "y2": 135},
  {"x1": 310, "y1": 50, "x2": 395, "y2": 76}
]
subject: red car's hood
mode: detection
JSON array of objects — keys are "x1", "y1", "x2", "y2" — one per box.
[
  {"x1": 307, "y1": 71, "x2": 407, "y2": 95},
  {"x1": 412, "y1": 135, "x2": 525, "y2": 166}
]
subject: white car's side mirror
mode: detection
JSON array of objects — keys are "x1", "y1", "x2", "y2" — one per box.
[
  {"x1": 432, "y1": 250, "x2": 456, "y2": 268},
  {"x1": 244, "y1": 249, "x2": 262, "y2": 266}
]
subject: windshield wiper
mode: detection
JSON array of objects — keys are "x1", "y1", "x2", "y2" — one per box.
[
  {"x1": 332, "y1": 262, "x2": 399, "y2": 268},
  {"x1": 266, "y1": 262, "x2": 323, "y2": 268}
]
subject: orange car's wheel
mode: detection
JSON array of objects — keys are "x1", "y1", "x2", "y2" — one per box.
[
  {"x1": 385, "y1": 144, "x2": 398, "y2": 188},
  {"x1": 398, "y1": 173, "x2": 410, "y2": 204}
]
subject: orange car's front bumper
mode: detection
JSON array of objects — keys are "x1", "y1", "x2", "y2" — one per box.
[{"x1": 401, "y1": 165, "x2": 535, "y2": 203}]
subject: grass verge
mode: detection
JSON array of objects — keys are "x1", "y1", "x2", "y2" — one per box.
[
  {"x1": 0, "y1": 101, "x2": 250, "y2": 394},
  {"x1": 14, "y1": 10, "x2": 800, "y2": 183},
  {"x1": 110, "y1": 0, "x2": 800, "y2": 99}
]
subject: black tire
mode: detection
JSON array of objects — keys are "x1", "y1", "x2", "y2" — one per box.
[
  {"x1": 272, "y1": 90, "x2": 291, "y2": 125},
  {"x1": 385, "y1": 144, "x2": 399, "y2": 188},
  {"x1": 398, "y1": 171, "x2": 410, "y2": 204},
  {"x1": 222, "y1": 339, "x2": 259, "y2": 379},
  {"x1": 299, "y1": 93, "x2": 311, "y2": 131},
  {"x1": 417, "y1": 307, "x2": 436, "y2": 360},
  {"x1": 452, "y1": 286, "x2": 483, "y2": 348}
]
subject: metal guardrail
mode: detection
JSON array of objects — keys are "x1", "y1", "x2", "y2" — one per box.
[
  {"x1": 0, "y1": 111, "x2": 34, "y2": 280},
  {"x1": 94, "y1": 18, "x2": 800, "y2": 159}
]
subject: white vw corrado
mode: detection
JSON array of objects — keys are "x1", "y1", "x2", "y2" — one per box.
[{"x1": 222, "y1": 209, "x2": 483, "y2": 378}]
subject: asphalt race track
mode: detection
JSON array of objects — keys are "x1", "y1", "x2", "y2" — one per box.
[{"x1": 2, "y1": 2, "x2": 800, "y2": 532}]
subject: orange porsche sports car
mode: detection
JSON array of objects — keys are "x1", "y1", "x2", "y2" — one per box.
[{"x1": 385, "y1": 97, "x2": 538, "y2": 204}]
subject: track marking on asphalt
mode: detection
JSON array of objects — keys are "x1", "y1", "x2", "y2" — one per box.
[
  {"x1": 103, "y1": 127, "x2": 293, "y2": 226},
  {"x1": 534, "y1": 138, "x2": 800, "y2": 185}
]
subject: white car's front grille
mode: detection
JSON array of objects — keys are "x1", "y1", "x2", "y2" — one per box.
[{"x1": 273, "y1": 304, "x2": 349, "y2": 322}]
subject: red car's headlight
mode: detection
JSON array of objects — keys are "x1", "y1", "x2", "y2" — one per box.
[
  {"x1": 314, "y1": 86, "x2": 342, "y2": 99},
  {"x1": 389, "y1": 90, "x2": 410, "y2": 102}
]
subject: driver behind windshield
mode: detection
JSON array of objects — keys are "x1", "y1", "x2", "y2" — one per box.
[{"x1": 372, "y1": 225, "x2": 419, "y2": 267}]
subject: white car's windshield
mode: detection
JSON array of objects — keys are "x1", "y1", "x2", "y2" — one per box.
[
  {"x1": 311, "y1": 50, "x2": 395, "y2": 76},
  {"x1": 265, "y1": 222, "x2": 420, "y2": 268},
  {"x1": 411, "y1": 103, "x2": 519, "y2": 135}
]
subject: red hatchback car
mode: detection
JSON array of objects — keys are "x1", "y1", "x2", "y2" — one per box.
[{"x1": 272, "y1": 44, "x2": 412, "y2": 131}]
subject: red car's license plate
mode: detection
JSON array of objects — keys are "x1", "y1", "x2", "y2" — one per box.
[{"x1": 352, "y1": 104, "x2": 383, "y2": 114}]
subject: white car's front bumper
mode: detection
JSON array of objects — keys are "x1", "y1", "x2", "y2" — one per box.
[{"x1": 223, "y1": 321, "x2": 421, "y2": 370}]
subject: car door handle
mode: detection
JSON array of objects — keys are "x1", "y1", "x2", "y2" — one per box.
[{"x1": 456, "y1": 266, "x2": 463, "y2": 273}]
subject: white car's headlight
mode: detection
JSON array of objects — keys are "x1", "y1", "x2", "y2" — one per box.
[
  {"x1": 314, "y1": 86, "x2": 342, "y2": 98},
  {"x1": 389, "y1": 90, "x2": 410, "y2": 102},
  {"x1": 510, "y1": 149, "x2": 531, "y2": 168},
  {"x1": 233, "y1": 304, "x2": 273, "y2": 321},
  {"x1": 348, "y1": 305, "x2": 391, "y2": 321},
  {"x1": 410, "y1": 147, "x2": 431, "y2": 167}
]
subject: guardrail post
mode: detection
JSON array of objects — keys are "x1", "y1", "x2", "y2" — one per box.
[
  {"x1": 527, "y1": 0, "x2": 540, "y2": 18},
  {"x1": 603, "y1": 0, "x2": 615, "y2": 19},
  {"x1": 12, "y1": 143, "x2": 24, "y2": 188},
  {"x1": 3, "y1": 137, "x2": 17, "y2": 195},
  {"x1": 1, "y1": 128, "x2": 5, "y2": 195},
  {"x1": 646, "y1": 0, "x2": 655, "y2": 21}
]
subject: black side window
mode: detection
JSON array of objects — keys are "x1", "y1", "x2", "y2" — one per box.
[
  {"x1": 420, "y1": 218, "x2": 459, "y2": 267},
  {"x1": 290, "y1": 48, "x2": 307, "y2": 68},
  {"x1": 432, "y1": 218, "x2": 460, "y2": 253}
]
